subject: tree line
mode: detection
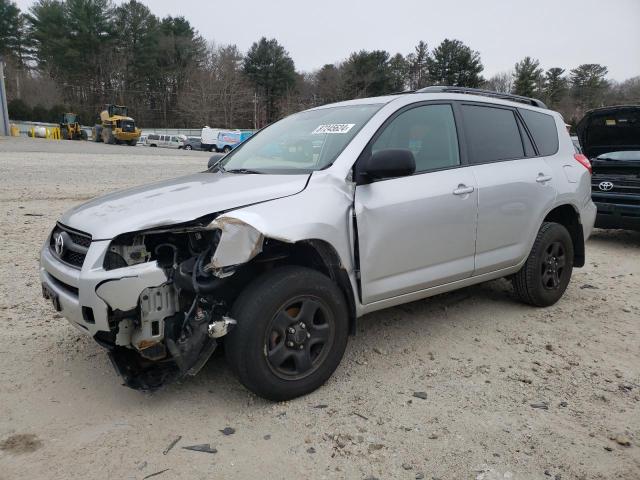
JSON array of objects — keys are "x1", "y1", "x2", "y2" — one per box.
[{"x1": 1, "y1": 0, "x2": 638, "y2": 129}]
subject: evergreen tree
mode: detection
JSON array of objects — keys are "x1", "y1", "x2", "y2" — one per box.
[
  {"x1": 314, "y1": 64, "x2": 342, "y2": 104},
  {"x1": 429, "y1": 39, "x2": 483, "y2": 87},
  {"x1": 406, "y1": 40, "x2": 430, "y2": 89},
  {"x1": 513, "y1": 56, "x2": 543, "y2": 97},
  {"x1": 114, "y1": 1, "x2": 159, "y2": 89},
  {"x1": 341, "y1": 50, "x2": 393, "y2": 98},
  {"x1": 243, "y1": 37, "x2": 296, "y2": 123},
  {"x1": 543, "y1": 67, "x2": 568, "y2": 107},
  {"x1": 388, "y1": 53, "x2": 408, "y2": 92},
  {"x1": 26, "y1": 0, "x2": 68, "y2": 77},
  {"x1": 570, "y1": 63, "x2": 608, "y2": 111},
  {"x1": 0, "y1": 0, "x2": 21, "y2": 57}
]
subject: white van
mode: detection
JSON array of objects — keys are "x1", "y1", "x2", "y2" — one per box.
[
  {"x1": 146, "y1": 134, "x2": 182, "y2": 149},
  {"x1": 201, "y1": 127, "x2": 222, "y2": 152}
]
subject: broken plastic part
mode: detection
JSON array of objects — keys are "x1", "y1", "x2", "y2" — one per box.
[
  {"x1": 207, "y1": 316, "x2": 237, "y2": 338},
  {"x1": 95, "y1": 262, "x2": 168, "y2": 311},
  {"x1": 207, "y1": 216, "x2": 263, "y2": 271},
  {"x1": 132, "y1": 284, "x2": 178, "y2": 357}
]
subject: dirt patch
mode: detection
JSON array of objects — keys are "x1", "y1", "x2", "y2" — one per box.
[{"x1": 0, "y1": 434, "x2": 43, "y2": 454}]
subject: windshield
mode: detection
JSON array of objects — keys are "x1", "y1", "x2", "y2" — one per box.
[
  {"x1": 110, "y1": 105, "x2": 128, "y2": 117},
  {"x1": 217, "y1": 104, "x2": 382, "y2": 173}
]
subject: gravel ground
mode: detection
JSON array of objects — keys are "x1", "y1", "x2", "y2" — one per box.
[{"x1": 0, "y1": 137, "x2": 638, "y2": 480}]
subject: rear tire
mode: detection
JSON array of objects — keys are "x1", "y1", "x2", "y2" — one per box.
[
  {"x1": 184, "y1": 145, "x2": 192, "y2": 150},
  {"x1": 512, "y1": 222, "x2": 574, "y2": 307},
  {"x1": 224, "y1": 266, "x2": 349, "y2": 401},
  {"x1": 223, "y1": 146, "x2": 232, "y2": 153}
]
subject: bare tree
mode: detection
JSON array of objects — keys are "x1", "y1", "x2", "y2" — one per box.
[{"x1": 484, "y1": 72, "x2": 513, "y2": 93}]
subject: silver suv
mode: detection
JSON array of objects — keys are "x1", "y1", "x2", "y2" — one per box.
[{"x1": 40, "y1": 87, "x2": 596, "y2": 400}]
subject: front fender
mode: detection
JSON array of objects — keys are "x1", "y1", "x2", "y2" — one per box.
[{"x1": 211, "y1": 171, "x2": 356, "y2": 275}]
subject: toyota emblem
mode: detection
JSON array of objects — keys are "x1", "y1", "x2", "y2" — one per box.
[
  {"x1": 54, "y1": 232, "x2": 65, "y2": 256},
  {"x1": 598, "y1": 181, "x2": 614, "y2": 191}
]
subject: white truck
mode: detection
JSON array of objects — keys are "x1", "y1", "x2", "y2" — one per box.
[{"x1": 201, "y1": 127, "x2": 222, "y2": 152}]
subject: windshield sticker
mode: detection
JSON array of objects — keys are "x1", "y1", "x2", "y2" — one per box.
[
  {"x1": 312, "y1": 124, "x2": 355, "y2": 135},
  {"x1": 605, "y1": 119, "x2": 616, "y2": 126}
]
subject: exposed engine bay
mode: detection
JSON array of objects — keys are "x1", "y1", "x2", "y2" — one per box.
[{"x1": 94, "y1": 216, "x2": 274, "y2": 390}]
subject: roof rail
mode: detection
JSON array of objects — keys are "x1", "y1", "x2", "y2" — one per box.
[{"x1": 416, "y1": 86, "x2": 547, "y2": 109}]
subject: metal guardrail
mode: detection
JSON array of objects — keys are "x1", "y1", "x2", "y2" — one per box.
[
  {"x1": 10, "y1": 121, "x2": 205, "y2": 139},
  {"x1": 141, "y1": 128, "x2": 203, "y2": 137}
]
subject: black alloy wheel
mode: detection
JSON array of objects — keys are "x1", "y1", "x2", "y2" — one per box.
[
  {"x1": 224, "y1": 266, "x2": 349, "y2": 401},
  {"x1": 264, "y1": 296, "x2": 335, "y2": 380}
]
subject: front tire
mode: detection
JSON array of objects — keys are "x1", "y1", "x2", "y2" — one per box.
[
  {"x1": 223, "y1": 146, "x2": 232, "y2": 153},
  {"x1": 224, "y1": 266, "x2": 349, "y2": 401},
  {"x1": 184, "y1": 145, "x2": 192, "y2": 150},
  {"x1": 512, "y1": 222, "x2": 574, "y2": 307}
]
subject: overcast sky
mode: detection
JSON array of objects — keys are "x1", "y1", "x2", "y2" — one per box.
[{"x1": 14, "y1": 0, "x2": 640, "y2": 80}]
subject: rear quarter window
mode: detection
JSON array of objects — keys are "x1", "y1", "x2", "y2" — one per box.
[
  {"x1": 461, "y1": 105, "x2": 525, "y2": 163},
  {"x1": 519, "y1": 109, "x2": 559, "y2": 156}
]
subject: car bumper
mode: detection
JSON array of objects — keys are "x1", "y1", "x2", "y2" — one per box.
[
  {"x1": 39, "y1": 238, "x2": 168, "y2": 341},
  {"x1": 594, "y1": 201, "x2": 640, "y2": 230}
]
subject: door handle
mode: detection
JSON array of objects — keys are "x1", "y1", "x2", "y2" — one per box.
[
  {"x1": 536, "y1": 174, "x2": 552, "y2": 183},
  {"x1": 453, "y1": 184, "x2": 474, "y2": 196}
]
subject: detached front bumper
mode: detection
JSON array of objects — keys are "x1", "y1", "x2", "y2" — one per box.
[{"x1": 39, "y1": 238, "x2": 169, "y2": 340}]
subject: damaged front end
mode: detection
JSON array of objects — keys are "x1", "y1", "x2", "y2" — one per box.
[{"x1": 96, "y1": 215, "x2": 265, "y2": 390}]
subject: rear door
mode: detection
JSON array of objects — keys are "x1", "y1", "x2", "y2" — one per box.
[
  {"x1": 461, "y1": 103, "x2": 557, "y2": 275},
  {"x1": 355, "y1": 102, "x2": 478, "y2": 304}
]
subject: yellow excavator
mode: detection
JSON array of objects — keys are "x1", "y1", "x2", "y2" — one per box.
[
  {"x1": 59, "y1": 113, "x2": 88, "y2": 140},
  {"x1": 93, "y1": 104, "x2": 141, "y2": 146}
]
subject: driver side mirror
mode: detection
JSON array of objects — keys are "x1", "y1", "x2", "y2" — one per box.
[
  {"x1": 360, "y1": 148, "x2": 416, "y2": 181},
  {"x1": 208, "y1": 153, "x2": 226, "y2": 169}
]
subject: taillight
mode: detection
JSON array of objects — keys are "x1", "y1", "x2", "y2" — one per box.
[{"x1": 574, "y1": 153, "x2": 592, "y2": 174}]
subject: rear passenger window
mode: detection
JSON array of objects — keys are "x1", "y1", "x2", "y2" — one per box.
[
  {"x1": 372, "y1": 104, "x2": 460, "y2": 173},
  {"x1": 519, "y1": 109, "x2": 559, "y2": 156},
  {"x1": 462, "y1": 105, "x2": 524, "y2": 163}
]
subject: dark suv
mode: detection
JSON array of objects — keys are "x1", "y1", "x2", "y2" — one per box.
[{"x1": 578, "y1": 106, "x2": 640, "y2": 230}]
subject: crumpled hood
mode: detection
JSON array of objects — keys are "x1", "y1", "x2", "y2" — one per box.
[
  {"x1": 577, "y1": 105, "x2": 640, "y2": 159},
  {"x1": 60, "y1": 172, "x2": 309, "y2": 239}
]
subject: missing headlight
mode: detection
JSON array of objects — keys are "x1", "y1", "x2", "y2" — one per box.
[
  {"x1": 104, "y1": 229, "x2": 220, "y2": 271},
  {"x1": 108, "y1": 235, "x2": 150, "y2": 268}
]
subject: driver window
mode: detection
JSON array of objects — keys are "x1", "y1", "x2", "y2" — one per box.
[{"x1": 372, "y1": 104, "x2": 460, "y2": 173}]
